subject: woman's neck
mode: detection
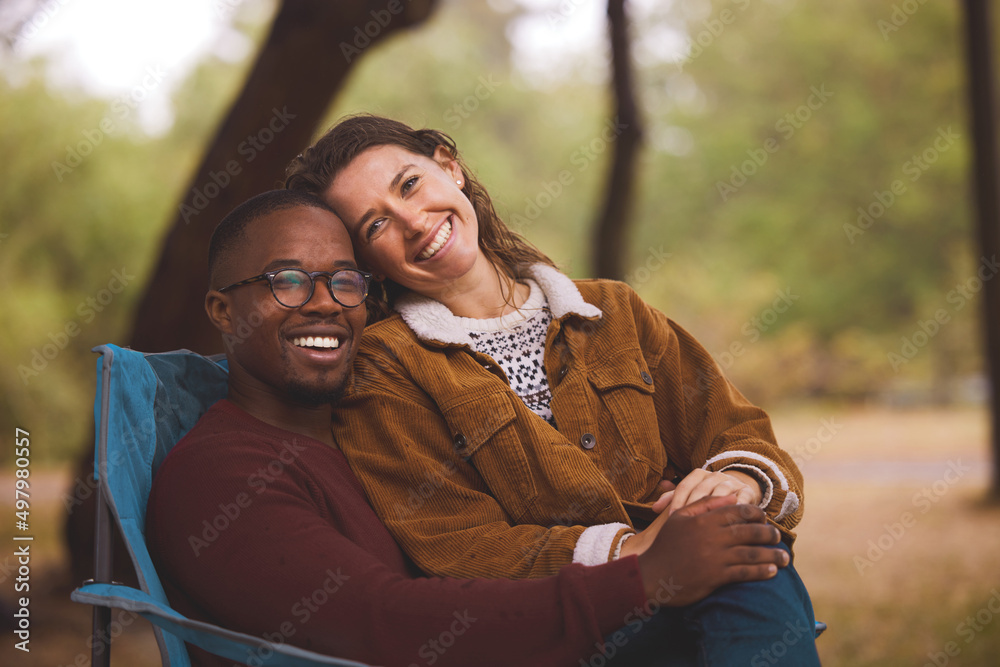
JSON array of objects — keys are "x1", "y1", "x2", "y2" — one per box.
[{"x1": 430, "y1": 260, "x2": 530, "y2": 319}]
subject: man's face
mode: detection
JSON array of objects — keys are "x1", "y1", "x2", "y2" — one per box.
[{"x1": 209, "y1": 205, "x2": 367, "y2": 407}]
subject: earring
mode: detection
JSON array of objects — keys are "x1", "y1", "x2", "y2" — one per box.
[{"x1": 456, "y1": 180, "x2": 463, "y2": 186}]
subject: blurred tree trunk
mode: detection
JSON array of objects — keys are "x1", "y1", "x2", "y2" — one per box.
[
  {"x1": 67, "y1": 0, "x2": 439, "y2": 587},
  {"x1": 130, "y1": 0, "x2": 437, "y2": 355},
  {"x1": 961, "y1": 0, "x2": 1000, "y2": 500},
  {"x1": 591, "y1": 0, "x2": 643, "y2": 280}
]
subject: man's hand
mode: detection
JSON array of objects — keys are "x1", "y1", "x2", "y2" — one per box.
[
  {"x1": 652, "y1": 469, "x2": 763, "y2": 515},
  {"x1": 634, "y1": 495, "x2": 787, "y2": 606}
]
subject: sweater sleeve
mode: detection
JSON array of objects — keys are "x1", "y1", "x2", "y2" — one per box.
[
  {"x1": 625, "y1": 287, "x2": 804, "y2": 534},
  {"x1": 146, "y1": 435, "x2": 648, "y2": 667}
]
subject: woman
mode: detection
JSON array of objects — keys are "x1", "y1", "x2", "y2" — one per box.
[
  {"x1": 284, "y1": 115, "x2": 819, "y2": 664},
  {"x1": 284, "y1": 114, "x2": 804, "y2": 577}
]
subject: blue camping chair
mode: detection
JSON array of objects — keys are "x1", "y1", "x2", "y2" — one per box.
[{"x1": 71, "y1": 344, "x2": 372, "y2": 667}]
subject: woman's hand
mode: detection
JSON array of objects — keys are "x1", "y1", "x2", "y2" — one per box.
[
  {"x1": 634, "y1": 495, "x2": 787, "y2": 606},
  {"x1": 652, "y1": 469, "x2": 763, "y2": 516}
]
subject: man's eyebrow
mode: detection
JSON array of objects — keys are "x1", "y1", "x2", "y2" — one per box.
[
  {"x1": 355, "y1": 164, "x2": 416, "y2": 230},
  {"x1": 260, "y1": 258, "x2": 358, "y2": 272},
  {"x1": 262, "y1": 258, "x2": 301, "y2": 272}
]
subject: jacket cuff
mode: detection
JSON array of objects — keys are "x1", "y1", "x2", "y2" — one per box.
[
  {"x1": 572, "y1": 523, "x2": 633, "y2": 566},
  {"x1": 718, "y1": 463, "x2": 774, "y2": 508},
  {"x1": 701, "y1": 450, "x2": 800, "y2": 522}
]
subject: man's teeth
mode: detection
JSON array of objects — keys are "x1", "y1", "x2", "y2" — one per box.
[
  {"x1": 292, "y1": 336, "x2": 340, "y2": 349},
  {"x1": 418, "y1": 220, "x2": 452, "y2": 260}
]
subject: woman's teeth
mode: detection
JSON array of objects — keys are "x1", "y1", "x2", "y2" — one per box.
[
  {"x1": 293, "y1": 336, "x2": 340, "y2": 349},
  {"x1": 418, "y1": 220, "x2": 452, "y2": 260}
]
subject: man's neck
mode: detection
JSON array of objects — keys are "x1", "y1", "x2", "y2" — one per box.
[{"x1": 226, "y1": 382, "x2": 336, "y2": 448}]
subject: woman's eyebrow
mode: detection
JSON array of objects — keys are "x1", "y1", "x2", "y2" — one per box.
[
  {"x1": 390, "y1": 164, "x2": 417, "y2": 192},
  {"x1": 356, "y1": 164, "x2": 417, "y2": 230}
]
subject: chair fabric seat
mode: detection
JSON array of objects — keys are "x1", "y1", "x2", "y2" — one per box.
[{"x1": 73, "y1": 344, "x2": 372, "y2": 667}]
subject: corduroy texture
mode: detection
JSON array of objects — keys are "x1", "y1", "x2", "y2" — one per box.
[
  {"x1": 147, "y1": 400, "x2": 649, "y2": 667},
  {"x1": 334, "y1": 268, "x2": 804, "y2": 580}
]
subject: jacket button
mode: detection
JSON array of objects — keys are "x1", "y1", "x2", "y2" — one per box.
[
  {"x1": 580, "y1": 433, "x2": 596, "y2": 449},
  {"x1": 454, "y1": 433, "x2": 467, "y2": 448},
  {"x1": 640, "y1": 371, "x2": 653, "y2": 385}
]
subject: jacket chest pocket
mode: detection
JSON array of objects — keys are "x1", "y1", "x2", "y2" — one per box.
[
  {"x1": 440, "y1": 390, "x2": 538, "y2": 521},
  {"x1": 586, "y1": 353, "x2": 667, "y2": 500}
]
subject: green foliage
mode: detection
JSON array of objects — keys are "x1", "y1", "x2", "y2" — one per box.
[
  {"x1": 0, "y1": 50, "x2": 248, "y2": 461},
  {"x1": 0, "y1": 0, "x2": 987, "y2": 460}
]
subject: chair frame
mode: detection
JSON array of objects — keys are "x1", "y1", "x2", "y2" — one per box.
[{"x1": 72, "y1": 344, "x2": 370, "y2": 667}]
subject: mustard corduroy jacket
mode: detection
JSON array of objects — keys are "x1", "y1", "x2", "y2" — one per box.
[{"x1": 333, "y1": 264, "x2": 803, "y2": 579}]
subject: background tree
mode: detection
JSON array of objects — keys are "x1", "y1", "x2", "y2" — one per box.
[{"x1": 130, "y1": 0, "x2": 439, "y2": 355}]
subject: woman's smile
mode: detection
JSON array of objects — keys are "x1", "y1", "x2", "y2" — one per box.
[{"x1": 417, "y1": 218, "x2": 453, "y2": 261}]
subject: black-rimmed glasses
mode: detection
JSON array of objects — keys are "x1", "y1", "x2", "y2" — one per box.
[{"x1": 219, "y1": 268, "x2": 371, "y2": 308}]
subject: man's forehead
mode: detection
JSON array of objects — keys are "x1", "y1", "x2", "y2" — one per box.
[{"x1": 247, "y1": 206, "x2": 355, "y2": 261}]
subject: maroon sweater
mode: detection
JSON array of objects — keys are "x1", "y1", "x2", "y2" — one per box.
[{"x1": 146, "y1": 400, "x2": 648, "y2": 667}]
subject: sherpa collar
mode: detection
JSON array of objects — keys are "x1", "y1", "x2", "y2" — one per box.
[{"x1": 394, "y1": 263, "x2": 603, "y2": 346}]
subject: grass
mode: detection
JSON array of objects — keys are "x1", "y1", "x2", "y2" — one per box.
[
  {"x1": 1, "y1": 404, "x2": 998, "y2": 665},
  {"x1": 776, "y1": 404, "x2": 1000, "y2": 666}
]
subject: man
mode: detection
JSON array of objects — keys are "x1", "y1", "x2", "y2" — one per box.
[{"x1": 146, "y1": 189, "x2": 792, "y2": 666}]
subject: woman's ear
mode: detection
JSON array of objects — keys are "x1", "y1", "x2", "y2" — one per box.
[{"x1": 432, "y1": 145, "x2": 463, "y2": 183}]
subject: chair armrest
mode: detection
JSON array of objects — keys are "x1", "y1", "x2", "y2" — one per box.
[{"x1": 72, "y1": 583, "x2": 372, "y2": 667}]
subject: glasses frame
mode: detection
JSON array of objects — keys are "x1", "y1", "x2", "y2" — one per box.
[{"x1": 218, "y1": 268, "x2": 372, "y2": 309}]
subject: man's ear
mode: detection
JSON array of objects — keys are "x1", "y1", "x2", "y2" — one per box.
[
  {"x1": 432, "y1": 145, "x2": 462, "y2": 182},
  {"x1": 205, "y1": 290, "x2": 235, "y2": 335}
]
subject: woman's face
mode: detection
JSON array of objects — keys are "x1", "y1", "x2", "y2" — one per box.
[{"x1": 322, "y1": 144, "x2": 484, "y2": 299}]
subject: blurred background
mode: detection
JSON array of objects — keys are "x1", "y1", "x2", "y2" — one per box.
[{"x1": 1, "y1": 0, "x2": 999, "y2": 664}]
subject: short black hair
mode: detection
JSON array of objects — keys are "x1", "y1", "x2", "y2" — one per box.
[{"x1": 208, "y1": 189, "x2": 336, "y2": 287}]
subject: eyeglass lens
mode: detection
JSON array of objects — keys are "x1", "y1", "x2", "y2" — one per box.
[{"x1": 271, "y1": 269, "x2": 367, "y2": 308}]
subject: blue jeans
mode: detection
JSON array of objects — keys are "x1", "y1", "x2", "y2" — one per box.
[{"x1": 599, "y1": 544, "x2": 820, "y2": 666}]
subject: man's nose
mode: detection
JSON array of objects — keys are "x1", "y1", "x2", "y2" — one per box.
[{"x1": 300, "y1": 276, "x2": 344, "y2": 313}]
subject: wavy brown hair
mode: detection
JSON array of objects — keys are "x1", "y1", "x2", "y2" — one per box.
[{"x1": 284, "y1": 114, "x2": 555, "y2": 319}]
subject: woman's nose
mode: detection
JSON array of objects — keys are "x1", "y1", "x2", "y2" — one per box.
[{"x1": 399, "y1": 205, "x2": 429, "y2": 238}]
